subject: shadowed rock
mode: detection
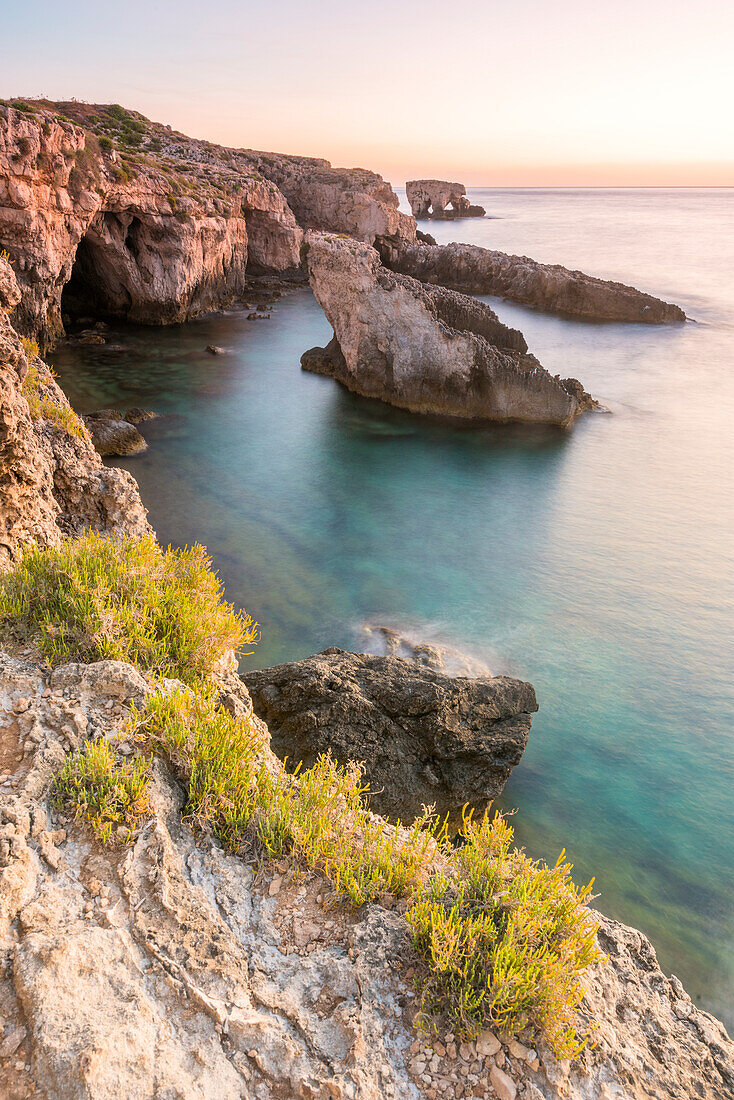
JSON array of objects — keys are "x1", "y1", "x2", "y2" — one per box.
[
  {"x1": 82, "y1": 411, "x2": 147, "y2": 456},
  {"x1": 244, "y1": 647, "x2": 538, "y2": 821},
  {"x1": 302, "y1": 232, "x2": 597, "y2": 426},
  {"x1": 383, "y1": 239, "x2": 686, "y2": 324}
]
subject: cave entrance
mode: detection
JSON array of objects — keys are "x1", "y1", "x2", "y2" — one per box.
[{"x1": 61, "y1": 214, "x2": 135, "y2": 325}]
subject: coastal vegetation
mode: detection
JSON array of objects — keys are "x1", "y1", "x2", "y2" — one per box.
[
  {"x1": 0, "y1": 533, "x2": 603, "y2": 1057},
  {"x1": 20, "y1": 352, "x2": 86, "y2": 438}
]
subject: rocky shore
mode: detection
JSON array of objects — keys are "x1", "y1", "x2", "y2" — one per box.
[
  {"x1": 406, "y1": 180, "x2": 486, "y2": 219},
  {"x1": 1, "y1": 98, "x2": 731, "y2": 1100}
]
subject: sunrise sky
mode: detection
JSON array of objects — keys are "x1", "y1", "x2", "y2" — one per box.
[{"x1": 4, "y1": 0, "x2": 733, "y2": 186}]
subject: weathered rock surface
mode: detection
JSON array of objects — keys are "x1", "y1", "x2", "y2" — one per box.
[
  {"x1": 406, "y1": 179, "x2": 485, "y2": 219},
  {"x1": 1, "y1": 651, "x2": 732, "y2": 1100},
  {"x1": 244, "y1": 647, "x2": 537, "y2": 820},
  {"x1": 247, "y1": 154, "x2": 416, "y2": 247},
  {"x1": 303, "y1": 232, "x2": 596, "y2": 426},
  {"x1": 82, "y1": 410, "x2": 148, "y2": 456},
  {"x1": 0, "y1": 257, "x2": 150, "y2": 566},
  {"x1": 385, "y1": 239, "x2": 686, "y2": 324},
  {"x1": 0, "y1": 101, "x2": 303, "y2": 347}
]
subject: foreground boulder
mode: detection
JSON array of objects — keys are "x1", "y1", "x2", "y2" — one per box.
[
  {"x1": 384, "y1": 239, "x2": 686, "y2": 324},
  {"x1": 406, "y1": 179, "x2": 485, "y2": 219},
  {"x1": 303, "y1": 232, "x2": 598, "y2": 426},
  {"x1": 1, "y1": 650, "x2": 732, "y2": 1100},
  {"x1": 244, "y1": 647, "x2": 538, "y2": 820}
]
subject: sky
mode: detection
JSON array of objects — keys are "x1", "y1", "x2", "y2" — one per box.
[{"x1": 3, "y1": 0, "x2": 733, "y2": 186}]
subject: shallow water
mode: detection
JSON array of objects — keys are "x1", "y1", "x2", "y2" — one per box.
[{"x1": 52, "y1": 188, "x2": 734, "y2": 1027}]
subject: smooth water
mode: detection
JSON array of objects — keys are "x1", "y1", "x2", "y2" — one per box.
[{"x1": 52, "y1": 188, "x2": 734, "y2": 1028}]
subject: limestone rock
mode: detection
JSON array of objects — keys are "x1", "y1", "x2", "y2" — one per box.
[
  {"x1": 303, "y1": 232, "x2": 596, "y2": 426},
  {"x1": 0, "y1": 263, "x2": 151, "y2": 566},
  {"x1": 244, "y1": 647, "x2": 537, "y2": 820},
  {"x1": 0, "y1": 102, "x2": 302, "y2": 348},
  {"x1": 385, "y1": 240, "x2": 686, "y2": 324},
  {"x1": 0, "y1": 650, "x2": 732, "y2": 1099},
  {"x1": 406, "y1": 179, "x2": 485, "y2": 219}
]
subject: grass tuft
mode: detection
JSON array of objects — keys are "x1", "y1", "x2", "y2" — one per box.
[
  {"x1": 21, "y1": 360, "x2": 86, "y2": 438},
  {"x1": 0, "y1": 534, "x2": 258, "y2": 685},
  {"x1": 54, "y1": 737, "x2": 150, "y2": 844},
  {"x1": 129, "y1": 686, "x2": 442, "y2": 905}
]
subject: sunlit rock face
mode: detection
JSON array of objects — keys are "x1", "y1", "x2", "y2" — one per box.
[
  {"x1": 302, "y1": 232, "x2": 595, "y2": 426},
  {"x1": 0, "y1": 103, "x2": 302, "y2": 348},
  {"x1": 0, "y1": 256, "x2": 150, "y2": 566},
  {"x1": 406, "y1": 179, "x2": 485, "y2": 219}
]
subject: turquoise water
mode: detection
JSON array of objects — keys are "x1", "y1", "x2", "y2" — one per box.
[{"x1": 51, "y1": 188, "x2": 734, "y2": 1028}]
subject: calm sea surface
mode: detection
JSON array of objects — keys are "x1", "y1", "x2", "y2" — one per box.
[{"x1": 52, "y1": 188, "x2": 734, "y2": 1027}]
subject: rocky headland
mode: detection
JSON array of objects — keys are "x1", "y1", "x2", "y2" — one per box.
[
  {"x1": 302, "y1": 232, "x2": 598, "y2": 426},
  {"x1": 406, "y1": 180, "x2": 486, "y2": 219},
  {"x1": 383, "y1": 240, "x2": 686, "y2": 324}
]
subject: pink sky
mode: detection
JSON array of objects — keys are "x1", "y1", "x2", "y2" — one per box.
[{"x1": 4, "y1": 0, "x2": 734, "y2": 187}]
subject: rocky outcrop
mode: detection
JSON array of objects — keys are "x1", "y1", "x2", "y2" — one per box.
[
  {"x1": 1, "y1": 651, "x2": 732, "y2": 1100},
  {"x1": 244, "y1": 647, "x2": 537, "y2": 820},
  {"x1": 302, "y1": 232, "x2": 597, "y2": 426},
  {"x1": 247, "y1": 153, "x2": 416, "y2": 247},
  {"x1": 0, "y1": 256, "x2": 150, "y2": 566},
  {"x1": 406, "y1": 180, "x2": 485, "y2": 219},
  {"x1": 0, "y1": 101, "x2": 303, "y2": 347},
  {"x1": 384, "y1": 239, "x2": 686, "y2": 324}
]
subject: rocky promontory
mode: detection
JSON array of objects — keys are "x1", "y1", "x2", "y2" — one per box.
[
  {"x1": 406, "y1": 179, "x2": 486, "y2": 219},
  {"x1": 384, "y1": 239, "x2": 686, "y2": 324},
  {"x1": 302, "y1": 232, "x2": 598, "y2": 426}
]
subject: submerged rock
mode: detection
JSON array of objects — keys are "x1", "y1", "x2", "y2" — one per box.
[
  {"x1": 82, "y1": 411, "x2": 147, "y2": 456},
  {"x1": 244, "y1": 646, "x2": 538, "y2": 820},
  {"x1": 303, "y1": 231, "x2": 597, "y2": 426},
  {"x1": 384, "y1": 239, "x2": 686, "y2": 324},
  {"x1": 406, "y1": 179, "x2": 485, "y2": 219}
]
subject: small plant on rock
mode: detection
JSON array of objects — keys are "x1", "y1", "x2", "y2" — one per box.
[{"x1": 54, "y1": 737, "x2": 151, "y2": 844}]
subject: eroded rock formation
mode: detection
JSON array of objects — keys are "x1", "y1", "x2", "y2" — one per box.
[
  {"x1": 385, "y1": 239, "x2": 686, "y2": 324},
  {"x1": 1, "y1": 651, "x2": 732, "y2": 1100},
  {"x1": 0, "y1": 101, "x2": 303, "y2": 347},
  {"x1": 244, "y1": 647, "x2": 537, "y2": 820},
  {"x1": 406, "y1": 180, "x2": 485, "y2": 219},
  {"x1": 0, "y1": 256, "x2": 150, "y2": 566},
  {"x1": 302, "y1": 232, "x2": 597, "y2": 426}
]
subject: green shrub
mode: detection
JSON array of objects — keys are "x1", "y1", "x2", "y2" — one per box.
[
  {"x1": 405, "y1": 809, "x2": 602, "y2": 1058},
  {"x1": 128, "y1": 686, "x2": 442, "y2": 904},
  {"x1": 0, "y1": 534, "x2": 257, "y2": 685},
  {"x1": 98, "y1": 134, "x2": 113, "y2": 152},
  {"x1": 54, "y1": 737, "x2": 150, "y2": 844}
]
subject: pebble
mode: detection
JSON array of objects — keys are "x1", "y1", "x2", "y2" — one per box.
[
  {"x1": 489, "y1": 1065, "x2": 516, "y2": 1100},
  {"x1": 476, "y1": 1030, "x2": 501, "y2": 1057}
]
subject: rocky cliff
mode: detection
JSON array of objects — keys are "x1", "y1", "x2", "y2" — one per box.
[
  {"x1": 302, "y1": 233, "x2": 597, "y2": 426},
  {"x1": 1, "y1": 651, "x2": 732, "y2": 1100},
  {"x1": 0, "y1": 99, "x2": 418, "y2": 349},
  {"x1": 384, "y1": 240, "x2": 686, "y2": 324},
  {"x1": 0, "y1": 257, "x2": 150, "y2": 566}
]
